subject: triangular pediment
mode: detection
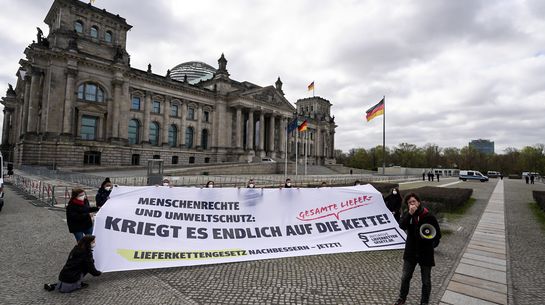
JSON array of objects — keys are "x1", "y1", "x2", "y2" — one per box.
[{"x1": 239, "y1": 86, "x2": 295, "y2": 112}]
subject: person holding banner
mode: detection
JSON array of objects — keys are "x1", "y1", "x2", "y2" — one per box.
[
  {"x1": 247, "y1": 179, "x2": 256, "y2": 188},
  {"x1": 44, "y1": 235, "x2": 102, "y2": 293},
  {"x1": 66, "y1": 189, "x2": 99, "y2": 242},
  {"x1": 206, "y1": 181, "x2": 214, "y2": 188},
  {"x1": 284, "y1": 178, "x2": 292, "y2": 188},
  {"x1": 393, "y1": 192, "x2": 441, "y2": 305},
  {"x1": 95, "y1": 179, "x2": 113, "y2": 208},
  {"x1": 384, "y1": 187, "x2": 402, "y2": 223}
]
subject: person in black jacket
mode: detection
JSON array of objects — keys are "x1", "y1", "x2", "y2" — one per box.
[
  {"x1": 44, "y1": 235, "x2": 102, "y2": 293},
  {"x1": 66, "y1": 188, "x2": 99, "y2": 242},
  {"x1": 384, "y1": 187, "x2": 402, "y2": 223},
  {"x1": 393, "y1": 192, "x2": 441, "y2": 305},
  {"x1": 95, "y1": 179, "x2": 113, "y2": 208}
]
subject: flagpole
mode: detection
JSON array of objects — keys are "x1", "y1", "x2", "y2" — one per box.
[
  {"x1": 382, "y1": 95, "x2": 386, "y2": 175},
  {"x1": 284, "y1": 126, "x2": 288, "y2": 178},
  {"x1": 295, "y1": 129, "x2": 298, "y2": 176},
  {"x1": 313, "y1": 81, "x2": 315, "y2": 97},
  {"x1": 304, "y1": 131, "x2": 308, "y2": 176}
]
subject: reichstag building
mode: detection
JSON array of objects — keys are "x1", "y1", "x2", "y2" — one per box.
[{"x1": 1, "y1": 0, "x2": 336, "y2": 168}]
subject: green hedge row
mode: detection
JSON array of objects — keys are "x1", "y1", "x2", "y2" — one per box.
[
  {"x1": 400, "y1": 186, "x2": 473, "y2": 214},
  {"x1": 533, "y1": 191, "x2": 545, "y2": 212}
]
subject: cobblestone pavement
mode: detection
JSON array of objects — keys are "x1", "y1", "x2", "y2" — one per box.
[
  {"x1": 0, "y1": 180, "x2": 499, "y2": 305},
  {"x1": 504, "y1": 179, "x2": 545, "y2": 305}
]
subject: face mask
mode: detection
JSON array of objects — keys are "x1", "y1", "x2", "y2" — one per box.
[
  {"x1": 249, "y1": 184, "x2": 255, "y2": 188},
  {"x1": 286, "y1": 183, "x2": 291, "y2": 187},
  {"x1": 208, "y1": 184, "x2": 214, "y2": 188},
  {"x1": 163, "y1": 183, "x2": 169, "y2": 186},
  {"x1": 77, "y1": 195, "x2": 85, "y2": 200},
  {"x1": 105, "y1": 187, "x2": 112, "y2": 191},
  {"x1": 393, "y1": 190, "x2": 398, "y2": 195},
  {"x1": 91, "y1": 242, "x2": 96, "y2": 248}
]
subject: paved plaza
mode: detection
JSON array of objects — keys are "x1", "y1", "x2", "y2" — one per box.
[{"x1": 0, "y1": 177, "x2": 544, "y2": 305}]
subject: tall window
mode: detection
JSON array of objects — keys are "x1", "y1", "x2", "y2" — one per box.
[
  {"x1": 131, "y1": 154, "x2": 140, "y2": 165},
  {"x1": 80, "y1": 116, "x2": 98, "y2": 140},
  {"x1": 74, "y1": 21, "x2": 83, "y2": 33},
  {"x1": 105, "y1": 31, "x2": 112, "y2": 43},
  {"x1": 203, "y1": 111, "x2": 210, "y2": 122},
  {"x1": 149, "y1": 122, "x2": 159, "y2": 145},
  {"x1": 152, "y1": 101, "x2": 161, "y2": 113},
  {"x1": 187, "y1": 107, "x2": 195, "y2": 120},
  {"x1": 201, "y1": 129, "x2": 208, "y2": 150},
  {"x1": 170, "y1": 104, "x2": 178, "y2": 116},
  {"x1": 77, "y1": 83, "x2": 104, "y2": 102},
  {"x1": 185, "y1": 127, "x2": 194, "y2": 148},
  {"x1": 128, "y1": 119, "x2": 140, "y2": 144},
  {"x1": 131, "y1": 97, "x2": 141, "y2": 110},
  {"x1": 168, "y1": 125, "x2": 177, "y2": 147},
  {"x1": 172, "y1": 156, "x2": 179, "y2": 165},
  {"x1": 90, "y1": 26, "x2": 99, "y2": 38}
]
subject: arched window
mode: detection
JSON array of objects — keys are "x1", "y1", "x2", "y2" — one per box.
[
  {"x1": 90, "y1": 26, "x2": 99, "y2": 38},
  {"x1": 201, "y1": 129, "x2": 208, "y2": 150},
  {"x1": 74, "y1": 21, "x2": 83, "y2": 33},
  {"x1": 105, "y1": 31, "x2": 112, "y2": 43},
  {"x1": 128, "y1": 119, "x2": 140, "y2": 144},
  {"x1": 77, "y1": 83, "x2": 104, "y2": 102},
  {"x1": 170, "y1": 104, "x2": 178, "y2": 116},
  {"x1": 185, "y1": 127, "x2": 194, "y2": 148},
  {"x1": 149, "y1": 122, "x2": 159, "y2": 146},
  {"x1": 168, "y1": 125, "x2": 177, "y2": 147}
]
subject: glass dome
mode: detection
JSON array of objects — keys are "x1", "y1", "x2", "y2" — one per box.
[{"x1": 170, "y1": 61, "x2": 216, "y2": 84}]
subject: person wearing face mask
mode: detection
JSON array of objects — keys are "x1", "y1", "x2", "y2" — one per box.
[
  {"x1": 66, "y1": 188, "x2": 99, "y2": 242},
  {"x1": 95, "y1": 179, "x2": 113, "y2": 208},
  {"x1": 284, "y1": 178, "x2": 292, "y2": 188},
  {"x1": 44, "y1": 235, "x2": 102, "y2": 293},
  {"x1": 247, "y1": 179, "x2": 256, "y2": 188},
  {"x1": 206, "y1": 181, "x2": 214, "y2": 188},
  {"x1": 384, "y1": 187, "x2": 402, "y2": 223},
  {"x1": 162, "y1": 179, "x2": 171, "y2": 187}
]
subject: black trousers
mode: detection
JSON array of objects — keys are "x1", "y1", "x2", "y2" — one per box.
[{"x1": 398, "y1": 259, "x2": 432, "y2": 304}]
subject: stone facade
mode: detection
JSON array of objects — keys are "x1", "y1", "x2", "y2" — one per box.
[{"x1": 1, "y1": 0, "x2": 336, "y2": 168}]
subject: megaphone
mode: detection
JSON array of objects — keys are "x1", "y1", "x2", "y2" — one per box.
[{"x1": 419, "y1": 223, "x2": 436, "y2": 240}]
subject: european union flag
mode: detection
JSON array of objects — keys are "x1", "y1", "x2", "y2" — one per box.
[{"x1": 287, "y1": 118, "x2": 299, "y2": 133}]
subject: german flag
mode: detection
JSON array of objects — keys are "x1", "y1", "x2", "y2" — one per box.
[
  {"x1": 365, "y1": 98, "x2": 384, "y2": 122},
  {"x1": 307, "y1": 81, "x2": 314, "y2": 91},
  {"x1": 298, "y1": 120, "x2": 308, "y2": 132}
]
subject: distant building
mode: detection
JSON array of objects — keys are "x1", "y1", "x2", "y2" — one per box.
[
  {"x1": 0, "y1": 0, "x2": 336, "y2": 168},
  {"x1": 469, "y1": 139, "x2": 494, "y2": 154}
]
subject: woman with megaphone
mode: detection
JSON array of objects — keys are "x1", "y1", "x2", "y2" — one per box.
[{"x1": 393, "y1": 192, "x2": 441, "y2": 305}]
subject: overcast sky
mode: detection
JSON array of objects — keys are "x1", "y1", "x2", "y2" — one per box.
[{"x1": 1, "y1": 0, "x2": 544, "y2": 153}]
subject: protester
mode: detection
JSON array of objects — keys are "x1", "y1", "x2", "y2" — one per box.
[
  {"x1": 384, "y1": 187, "x2": 402, "y2": 223},
  {"x1": 206, "y1": 181, "x2": 214, "y2": 188},
  {"x1": 247, "y1": 179, "x2": 256, "y2": 188},
  {"x1": 95, "y1": 178, "x2": 113, "y2": 208},
  {"x1": 393, "y1": 192, "x2": 441, "y2": 305},
  {"x1": 66, "y1": 189, "x2": 99, "y2": 242},
  {"x1": 319, "y1": 181, "x2": 327, "y2": 188},
  {"x1": 354, "y1": 180, "x2": 361, "y2": 186},
  {"x1": 284, "y1": 178, "x2": 292, "y2": 188},
  {"x1": 162, "y1": 178, "x2": 171, "y2": 186},
  {"x1": 44, "y1": 235, "x2": 102, "y2": 293}
]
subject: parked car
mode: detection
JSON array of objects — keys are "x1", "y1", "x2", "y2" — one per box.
[
  {"x1": 261, "y1": 158, "x2": 276, "y2": 163},
  {"x1": 486, "y1": 171, "x2": 501, "y2": 178},
  {"x1": 459, "y1": 170, "x2": 489, "y2": 182}
]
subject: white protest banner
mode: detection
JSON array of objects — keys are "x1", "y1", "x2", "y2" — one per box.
[{"x1": 93, "y1": 185, "x2": 406, "y2": 272}]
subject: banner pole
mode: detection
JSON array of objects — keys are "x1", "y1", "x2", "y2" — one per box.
[
  {"x1": 304, "y1": 131, "x2": 308, "y2": 176},
  {"x1": 382, "y1": 95, "x2": 386, "y2": 175},
  {"x1": 284, "y1": 126, "x2": 288, "y2": 178},
  {"x1": 295, "y1": 128, "x2": 298, "y2": 176}
]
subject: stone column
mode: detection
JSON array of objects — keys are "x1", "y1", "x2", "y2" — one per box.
[
  {"x1": 21, "y1": 78, "x2": 31, "y2": 135},
  {"x1": 196, "y1": 104, "x2": 202, "y2": 148},
  {"x1": 27, "y1": 70, "x2": 42, "y2": 133},
  {"x1": 111, "y1": 79, "x2": 123, "y2": 139},
  {"x1": 330, "y1": 130, "x2": 335, "y2": 158},
  {"x1": 143, "y1": 91, "x2": 151, "y2": 143},
  {"x1": 162, "y1": 97, "x2": 170, "y2": 145},
  {"x1": 180, "y1": 102, "x2": 187, "y2": 147},
  {"x1": 235, "y1": 107, "x2": 242, "y2": 150},
  {"x1": 247, "y1": 110, "x2": 254, "y2": 151},
  {"x1": 62, "y1": 68, "x2": 77, "y2": 134},
  {"x1": 258, "y1": 112, "x2": 265, "y2": 156},
  {"x1": 118, "y1": 81, "x2": 130, "y2": 142},
  {"x1": 2, "y1": 109, "x2": 10, "y2": 145},
  {"x1": 279, "y1": 117, "x2": 286, "y2": 157},
  {"x1": 268, "y1": 115, "x2": 275, "y2": 157}
]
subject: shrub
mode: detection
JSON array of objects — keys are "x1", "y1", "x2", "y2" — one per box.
[
  {"x1": 400, "y1": 186, "x2": 473, "y2": 214},
  {"x1": 533, "y1": 191, "x2": 545, "y2": 212},
  {"x1": 509, "y1": 174, "x2": 521, "y2": 179}
]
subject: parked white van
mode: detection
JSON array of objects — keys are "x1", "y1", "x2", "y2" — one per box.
[
  {"x1": 486, "y1": 171, "x2": 501, "y2": 178},
  {"x1": 459, "y1": 170, "x2": 489, "y2": 182}
]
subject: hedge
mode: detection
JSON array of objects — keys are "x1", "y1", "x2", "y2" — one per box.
[
  {"x1": 399, "y1": 186, "x2": 473, "y2": 215},
  {"x1": 533, "y1": 191, "x2": 545, "y2": 212}
]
